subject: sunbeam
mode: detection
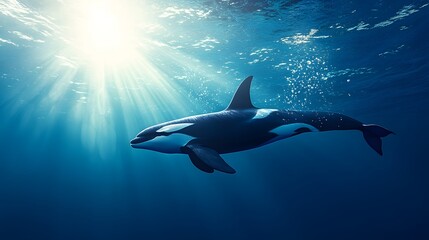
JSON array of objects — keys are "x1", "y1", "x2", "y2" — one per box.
[{"x1": 0, "y1": 0, "x2": 232, "y2": 158}]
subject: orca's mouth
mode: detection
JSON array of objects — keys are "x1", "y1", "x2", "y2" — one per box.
[
  {"x1": 130, "y1": 135, "x2": 157, "y2": 147},
  {"x1": 130, "y1": 137, "x2": 144, "y2": 146}
]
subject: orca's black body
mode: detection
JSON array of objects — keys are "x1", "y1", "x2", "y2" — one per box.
[{"x1": 131, "y1": 76, "x2": 393, "y2": 174}]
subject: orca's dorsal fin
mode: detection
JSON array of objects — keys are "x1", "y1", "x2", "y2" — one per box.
[{"x1": 226, "y1": 76, "x2": 256, "y2": 110}]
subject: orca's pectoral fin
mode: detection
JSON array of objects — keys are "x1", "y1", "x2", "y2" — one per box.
[
  {"x1": 182, "y1": 144, "x2": 236, "y2": 174},
  {"x1": 188, "y1": 152, "x2": 214, "y2": 173}
]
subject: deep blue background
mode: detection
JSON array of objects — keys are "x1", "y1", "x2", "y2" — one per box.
[{"x1": 1, "y1": 0, "x2": 428, "y2": 239}]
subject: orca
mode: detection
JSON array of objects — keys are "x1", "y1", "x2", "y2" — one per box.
[{"x1": 131, "y1": 76, "x2": 394, "y2": 174}]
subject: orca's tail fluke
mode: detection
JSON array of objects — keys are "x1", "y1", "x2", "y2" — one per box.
[{"x1": 362, "y1": 124, "x2": 394, "y2": 156}]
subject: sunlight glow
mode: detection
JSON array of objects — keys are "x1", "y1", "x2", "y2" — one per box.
[{"x1": 72, "y1": 2, "x2": 139, "y2": 66}]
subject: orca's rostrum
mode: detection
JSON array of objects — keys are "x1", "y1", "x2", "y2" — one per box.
[{"x1": 131, "y1": 76, "x2": 393, "y2": 174}]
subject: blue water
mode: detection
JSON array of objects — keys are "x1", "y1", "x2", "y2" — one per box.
[{"x1": 1, "y1": 0, "x2": 428, "y2": 239}]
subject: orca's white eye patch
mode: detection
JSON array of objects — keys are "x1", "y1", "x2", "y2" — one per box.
[{"x1": 156, "y1": 123, "x2": 194, "y2": 133}]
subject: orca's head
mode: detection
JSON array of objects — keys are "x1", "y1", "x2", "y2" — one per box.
[
  {"x1": 130, "y1": 122, "x2": 194, "y2": 153},
  {"x1": 130, "y1": 126, "x2": 161, "y2": 148}
]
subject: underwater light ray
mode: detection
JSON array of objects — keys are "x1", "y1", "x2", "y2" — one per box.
[
  {"x1": 2, "y1": 0, "x2": 257, "y2": 158},
  {"x1": 38, "y1": 1, "x2": 198, "y2": 155}
]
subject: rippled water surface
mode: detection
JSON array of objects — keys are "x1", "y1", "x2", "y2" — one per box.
[{"x1": 1, "y1": 0, "x2": 428, "y2": 239}]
